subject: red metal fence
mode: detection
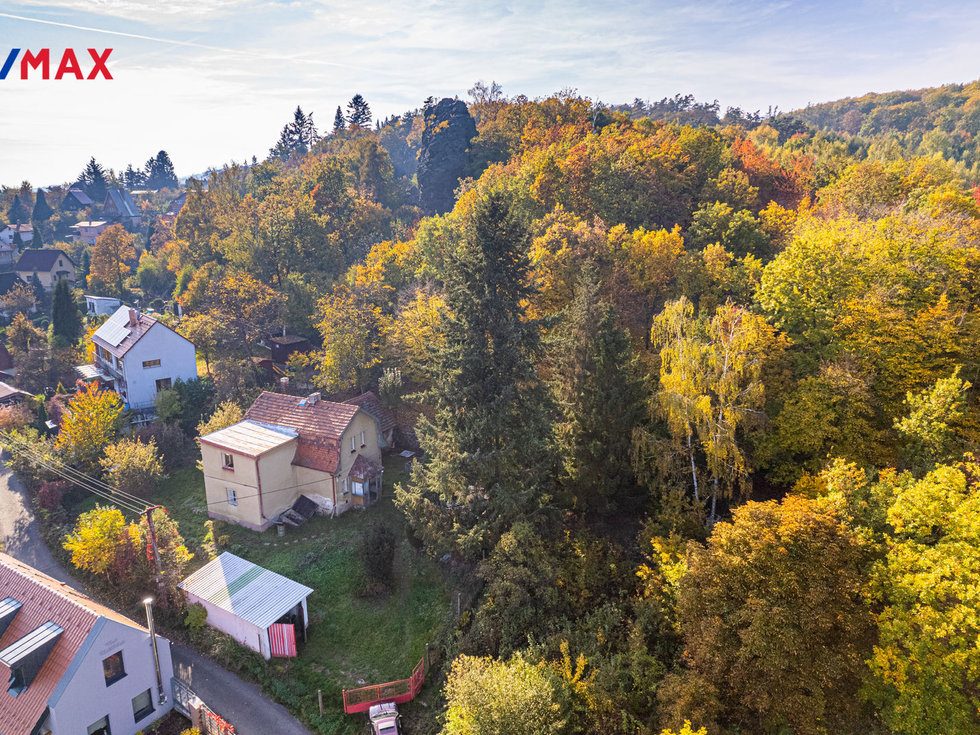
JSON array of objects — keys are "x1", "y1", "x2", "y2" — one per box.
[{"x1": 342, "y1": 657, "x2": 426, "y2": 714}]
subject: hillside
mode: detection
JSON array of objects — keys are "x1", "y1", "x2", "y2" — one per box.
[{"x1": 793, "y1": 79, "x2": 980, "y2": 174}]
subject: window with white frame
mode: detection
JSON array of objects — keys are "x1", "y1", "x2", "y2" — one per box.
[
  {"x1": 350, "y1": 435, "x2": 356, "y2": 452},
  {"x1": 227, "y1": 488, "x2": 238, "y2": 506},
  {"x1": 360, "y1": 430, "x2": 366, "y2": 447},
  {"x1": 222, "y1": 453, "x2": 234, "y2": 470},
  {"x1": 142, "y1": 359, "x2": 161, "y2": 369}
]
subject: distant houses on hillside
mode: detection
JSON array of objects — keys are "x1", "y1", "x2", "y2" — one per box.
[{"x1": 15, "y1": 249, "x2": 75, "y2": 291}]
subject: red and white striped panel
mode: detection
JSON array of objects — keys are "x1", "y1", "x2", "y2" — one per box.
[{"x1": 269, "y1": 623, "x2": 297, "y2": 657}]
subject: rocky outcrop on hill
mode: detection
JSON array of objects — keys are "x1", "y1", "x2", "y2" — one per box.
[{"x1": 417, "y1": 98, "x2": 477, "y2": 215}]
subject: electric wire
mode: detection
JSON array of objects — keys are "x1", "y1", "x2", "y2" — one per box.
[{"x1": 0, "y1": 430, "x2": 152, "y2": 515}]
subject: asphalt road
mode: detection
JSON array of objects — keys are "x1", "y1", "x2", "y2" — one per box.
[
  {"x1": 171, "y1": 642, "x2": 315, "y2": 735},
  {"x1": 0, "y1": 456, "x2": 313, "y2": 735}
]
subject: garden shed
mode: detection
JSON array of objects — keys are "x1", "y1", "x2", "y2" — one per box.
[{"x1": 178, "y1": 552, "x2": 313, "y2": 660}]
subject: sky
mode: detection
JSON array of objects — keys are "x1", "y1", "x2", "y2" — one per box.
[{"x1": 2, "y1": 0, "x2": 980, "y2": 187}]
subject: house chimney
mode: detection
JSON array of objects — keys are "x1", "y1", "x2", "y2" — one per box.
[
  {"x1": 143, "y1": 597, "x2": 167, "y2": 703},
  {"x1": 128, "y1": 308, "x2": 138, "y2": 327},
  {"x1": 306, "y1": 392, "x2": 320, "y2": 405}
]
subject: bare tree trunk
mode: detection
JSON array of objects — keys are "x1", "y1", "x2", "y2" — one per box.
[{"x1": 687, "y1": 431, "x2": 699, "y2": 502}]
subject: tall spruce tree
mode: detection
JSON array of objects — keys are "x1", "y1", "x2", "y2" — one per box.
[
  {"x1": 31, "y1": 188, "x2": 53, "y2": 222},
  {"x1": 80, "y1": 157, "x2": 108, "y2": 202},
  {"x1": 346, "y1": 94, "x2": 372, "y2": 128},
  {"x1": 145, "y1": 150, "x2": 178, "y2": 189},
  {"x1": 551, "y1": 264, "x2": 647, "y2": 514},
  {"x1": 395, "y1": 188, "x2": 556, "y2": 560},
  {"x1": 7, "y1": 195, "x2": 27, "y2": 225},
  {"x1": 30, "y1": 228, "x2": 42, "y2": 249},
  {"x1": 51, "y1": 278, "x2": 82, "y2": 345},
  {"x1": 333, "y1": 105, "x2": 347, "y2": 133}
]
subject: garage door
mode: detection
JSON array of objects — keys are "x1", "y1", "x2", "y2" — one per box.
[{"x1": 269, "y1": 623, "x2": 297, "y2": 657}]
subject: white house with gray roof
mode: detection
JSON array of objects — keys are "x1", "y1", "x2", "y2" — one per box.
[{"x1": 78, "y1": 306, "x2": 197, "y2": 412}]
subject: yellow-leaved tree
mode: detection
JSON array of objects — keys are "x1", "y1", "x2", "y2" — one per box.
[
  {"x1": 55, "y1": 381, "x2": 123, "y2": 473},
  {"x1": 63, "y1": 505, "x2": 127, "y2": 578}
]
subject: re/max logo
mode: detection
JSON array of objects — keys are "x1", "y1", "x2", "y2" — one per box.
[{"x1": 0, "y1": 48, "x2": 113, "y2": 80}]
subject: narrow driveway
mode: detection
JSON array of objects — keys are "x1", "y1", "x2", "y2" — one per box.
[
  {"x1": 0, "y1": 458, "x2": 312, "y2": 735},
  {"x1": 171, "y1": 643, "x2": 314, "y2": 735},
  {"x1": 0, "y1": 453, "x2": 76, "y2": 584}
]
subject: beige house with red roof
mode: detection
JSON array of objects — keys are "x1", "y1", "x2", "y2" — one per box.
[
  {"x1": 199, "y1": 391, "x2": 384, "y2": 531},
  {"x1": 0, "y1": 553, "x2": 174, "y2": 735}
]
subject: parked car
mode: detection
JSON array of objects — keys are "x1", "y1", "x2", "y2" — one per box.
[{"x1": 369, "y1": 702, "x2": 401, "y2": 735}]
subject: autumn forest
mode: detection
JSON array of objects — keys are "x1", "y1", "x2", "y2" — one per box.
[{"x1": 3, "y1": 79, "x2": 980, "y2": 734}]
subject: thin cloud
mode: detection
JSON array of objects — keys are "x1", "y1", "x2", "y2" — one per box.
[{"x1": 0, "y1": 11, "x2": 402, "y2": 75}]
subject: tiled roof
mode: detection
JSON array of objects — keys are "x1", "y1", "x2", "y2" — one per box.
[
  {"x1": 178, "y1": 553, "x2": 312, "y2": 630},
  {"x1": 91, "y1": 305, "x2": 192, "y2": 359},
  {"x1": 246, "y1": 392, "x2": 358, "y2": 439},
  {"x1": 244, "y1": 392, "x2": 361, "y2": 475},
  {"x1": 15, "y1": 249, "x2": 74, "y2": 273},
  {"x1": 345, "y1": 391, "x2": 396, "y2": 434},
  {"x1": 0, "y1": 553, "x2": 145, "y2": 735}
]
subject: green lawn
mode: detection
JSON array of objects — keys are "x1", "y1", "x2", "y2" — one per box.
[
  {"x1": 157, "y1": 455, "x2": 451, "y2": 731},
  {"x1": 72, "y1": 454, "x2": 450, "y2": 732}
]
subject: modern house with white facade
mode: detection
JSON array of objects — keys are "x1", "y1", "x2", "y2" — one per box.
[
  {"x1": 0, "y1": 553, "x2": 174, "y2": 735},
  {"x1": 78, "y1": 306, "x2": 197, "y2": 412},
  {"x1": 84, "y1": 295, "x2": 122, "y2": 317}
]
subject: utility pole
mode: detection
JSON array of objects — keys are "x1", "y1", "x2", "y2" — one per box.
[{"x1": 145, "y1": 506, "x2": 165, "y2": 598}]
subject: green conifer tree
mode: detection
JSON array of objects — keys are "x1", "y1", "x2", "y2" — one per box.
[
  {"x1": 51, "y1": 278, "x2": 82, "y2": 344},
  {"x1": 7, "y1": 195, "x2": 27, "y2": 225},
  {"x1": 395, "y1": 188, "x2": 556, "y2": 560},
  {"x1": 551, "y1": 264, "x2": 647, "y2": 513},
  {"x1": 31, "y1": 189, "x2": 53, "y2": 222}
]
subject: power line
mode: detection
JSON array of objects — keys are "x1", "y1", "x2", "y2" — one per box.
[
  {"x1": 0, "y1": 431, "x2": 151, "y2": 515},
  {"x1": 0, "y1": 428, "x2": 155, "y2": 508}
]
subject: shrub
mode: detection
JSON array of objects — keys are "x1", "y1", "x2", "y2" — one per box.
[
  {"x1": 135, "y1": 422, "x2": 190, "y2": 470},
  {"x1": 185, "y1": 602, "x2": 208, "y2": 630},
  {"x1": 362, "y1": 522, "x2": 396, "y2": 588},
  {"x1": 36, "y1": 480, "x2": 69, "y2": 510}
]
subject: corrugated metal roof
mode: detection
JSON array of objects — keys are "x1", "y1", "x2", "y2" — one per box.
[
  {"x1": 199, "y1": 420, "x2": 297, "y2": 457},
  {"x1": 179, "y1": 553, "x2": 313, "y2": 630}
]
